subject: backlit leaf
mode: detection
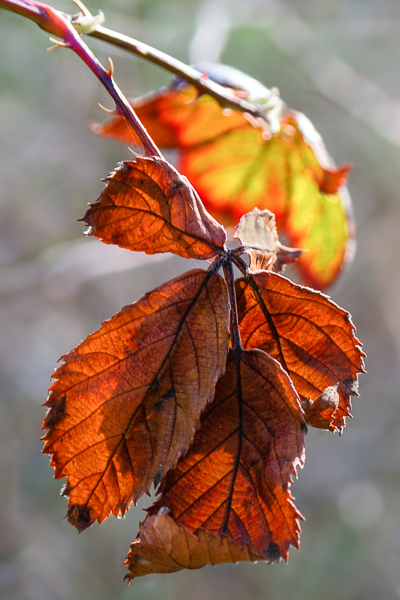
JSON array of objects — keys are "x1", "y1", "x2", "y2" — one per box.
[
  {"x1": 148, "y1": 349, "x2": 306, "y2": 561},
  {"x1": 235, "y1": 272, "x2": 365, "y2": 432},
  {"x1": 82, "y1": 156, "x2": 226, "y2": 260},
  {"x1": 42, "y1": 268, "x2": 229, "y2": 530},
  {"x1": 95, "y1": 71, "x2": 354, "y2": 289},
  {"x1": 301, "y1": 385, "x2": 340, "y2": 432},
  {"x1": 125, "y1": 511, "x2": 264, "y2": 580}
]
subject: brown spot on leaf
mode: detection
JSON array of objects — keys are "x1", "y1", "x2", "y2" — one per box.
[
  {"x1": 66, "y1": 504, "x2": 94, "y2": 532},
  {"x1": 266, "y1": 540, "x2": 282, "y2": 562},
  {"x1": 43, "y1": 395, "x2": 66, "y2": 429}
]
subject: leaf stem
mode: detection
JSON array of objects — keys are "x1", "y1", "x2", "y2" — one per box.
[
  {"x1": 231, "y1": 253, "x2": 249, "y2": 277},
  {"x1": 0, "y1": 0, "x2": 162, "y2": 157},
  {"x1": 223, "y1": 257, "x2": 242, "y2": 352}
]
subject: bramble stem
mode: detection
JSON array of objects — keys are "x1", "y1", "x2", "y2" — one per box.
[
  {"x1": 223, "y1": 257, "x2": 242, "y2": 352},
  {"x1": 90, "y1": 25, "x2": 267, "y2": 120},
  {"x1": 0, "y1": 0, "x2": 162, "y2": 157},
  {"x1": 1, "y1": 0, "x2": 278, "y2": 123}
]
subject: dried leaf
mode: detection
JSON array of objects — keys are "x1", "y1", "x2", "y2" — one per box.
[
  {"x1": 148, "y1": 349, "x2": 306, "y2": 561},
  {"x1": 234, "y1": 207, "x2": 304, "y2": 273},
  {"x1": 235, "y1": 272, "x2": 365, "y2": 432},
  {"x1": 301, "y1": 385, "x2": 340, "y2": 432},
  {"x1": 42, "y1": 268, "x2": 229, "y2": 530},
  {"x1": 82, "y1": 156, "x2": 226, "y2": 260},
  {"x1": 125, "y1": 511, "x2": 265, "y2": 580}
]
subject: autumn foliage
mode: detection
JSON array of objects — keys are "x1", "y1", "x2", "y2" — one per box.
[
  {"x1": 0, "y1": 0, "x2": 365, "y2": 584},
  {"x1": 95, "y1": 65, "x2": 354, "y2": 290},
  {"x1": 42, "y1": 148, "x2": 364, "y2": 579}
]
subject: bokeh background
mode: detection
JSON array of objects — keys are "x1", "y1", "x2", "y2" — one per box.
[{"x1": 1, "y1": 0, "x2": 400, "y2": 598}]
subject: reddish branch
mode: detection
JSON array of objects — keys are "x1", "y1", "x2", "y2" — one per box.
[
  {"x1": 0, "y1": 0, "x2": 274, "y2": 123},
  {"x1": 0, "y1": 0, "x2": 161, "y2": 156}
]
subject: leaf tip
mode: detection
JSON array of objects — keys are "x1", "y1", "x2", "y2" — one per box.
[{"x1": 66, "y1": 503, "x2": 95, "y2": 532}]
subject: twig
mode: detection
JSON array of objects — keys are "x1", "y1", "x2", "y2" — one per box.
[{"x1": 90, "y1": 25, "x2": 270, "y2": 121}]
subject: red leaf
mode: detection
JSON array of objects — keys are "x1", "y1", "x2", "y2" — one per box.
[
  {"x1": 235, "y1": 272, "x2": 365, "y2": 432},
  {"x1": 42, "y1": 268, "x2": 229, "y2": 530},
  {"x1": 148, "y1": 349, "x2": 306, "y2": 561},
  {"x1": 82, "y1": 156, "x2": 226, "y2": 260}
]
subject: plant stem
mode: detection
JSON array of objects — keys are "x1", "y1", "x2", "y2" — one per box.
[
  {"x1": 91, "y1": 25, "x2": 266, "y2": 120},
  {"x1": 0, "y1": 0, "x2": 162, "y2": 157},
  {"x1": 223, "y1": 257, "x2": 242, "y2": 352}
]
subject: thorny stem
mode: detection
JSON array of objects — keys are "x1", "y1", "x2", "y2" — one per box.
[
  {"x1": 0, "y1": 0, "x2": 282, "y2": 125},
  {"x1": 90, "y1": 26, "x2": 269, "y2": 121},
  {"x1": 0, "y1": 0, "x2": 162, "y2": 157}
]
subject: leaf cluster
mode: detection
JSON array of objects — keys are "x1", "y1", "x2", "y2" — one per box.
[{"x1": 41, "y1": 154, "x2": 364, "y2": 580}]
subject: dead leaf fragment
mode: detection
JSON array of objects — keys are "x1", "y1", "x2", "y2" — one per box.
[
  {"x1": 301, "y1": 384, "x2": 340, "y2": 431},
  {"x1": 125, "y1": 512, "x2": 265, "y2": 580},
  {"x1": 234, "y1": 208, "x2": 304, "y2": 273}
]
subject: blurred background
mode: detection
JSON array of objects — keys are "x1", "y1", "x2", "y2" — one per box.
[{"x1": 1, "y1": 0, "x2": 400, "y2": 598}]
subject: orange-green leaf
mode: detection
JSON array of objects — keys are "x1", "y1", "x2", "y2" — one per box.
[
  {"x1": 125, "y1": 511, "x2": 265, "y2": 580},
  {"x1": 235, "y1": 272, "x2": 365, "y2": 432},
  {"x1": 148, "y1": 349, "x2": 306, "y2": 561},
  {"x1": 82, "y1": 156, "x2": 226, "y2": 260},
  {"x1": 95, "y1": 74, "x2": 354, "y2": 289},
  {"x1": 42, "y1": 268, "x2": 229, "y2": 531}
]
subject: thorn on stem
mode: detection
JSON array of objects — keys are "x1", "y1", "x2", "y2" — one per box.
[
  {"x1": 47, "y1": 37, "x2": 68, "y2": 51},
  {"x1": 72, "y1": 0, "x2": 92, "y2": 17},
  {"x1": 107, "y1": 57, "x2": 114, "y2": 78},
  {"x1": 98, "y1": 103, "x2": 115, "y2": 114}
]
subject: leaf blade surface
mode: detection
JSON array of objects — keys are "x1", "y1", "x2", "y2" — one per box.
[
  {"x1": 148, "y1": 349, "x2": 306, "y2": 560},
  {"x1": 125, "y1": 512, "x2": 265, "y2": 580},
  {"x1": 235, "y1": 272, "x2": 365, "y2": 431},
  {"x1": 83, "y1": 156, "x2": 226, "y2": 260},
  {"x1": 42, "y1": 268, "x2": 230, "y2": 530}
]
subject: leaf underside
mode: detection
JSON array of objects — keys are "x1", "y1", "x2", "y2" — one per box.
[
  {"x1": 42, "y1": 268, "x2": 230, "y2": 530},
  {"x1": 147, "y1": 349, "x2": 306, "y2": 562},
  {"x1": 82, "y1": 155, "x2": 226, "y2": 260},
  {"x1": 125, "y1": 512, "x2": 265, "y2": 580},
  {"x1": 235, "y1": 272, "x2": 365, "y2": 431}
]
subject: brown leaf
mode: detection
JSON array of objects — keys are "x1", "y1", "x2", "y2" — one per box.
[
  {"x1": 125, "y1": 511, "x2": 265, "y2": 580},
  {"x1": 42, "y1": 268, "x2": 229, "y2": 531},
  {"x1": 235, "y1": 272, "x2": 365, "y2": 432},
  {"x1": 301, "y1": 385, "x2": 340, "y2": 432},
  {"x1": 234, "y1": 208, "x2": 304, "y2": 273},
  {"x1": 148, "y1": 349, "x2": 306, "y2": 561},
  {"x1": 82, "y1": 156, "x2": 226, "y2": 260}
]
